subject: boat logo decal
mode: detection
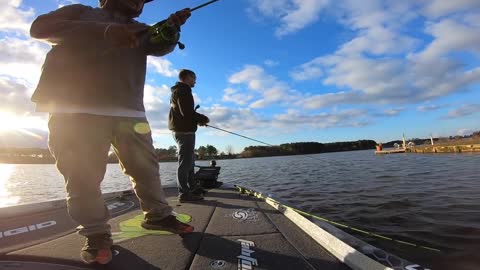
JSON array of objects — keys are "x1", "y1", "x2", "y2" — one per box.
[
  {"x1": 237, "y1": 239, "x2": 258, "y2": 270},
  {"x1": 228, "y1": 208, "x2": 258, "y2": 222},
  {"x1": 107, "y1": 201, "x2": 135, "y2": 216},
  {"x1": 209, "y1": 260, "x2": 226, "y2": 269},
  {"x1": 0, "y1": 220, "x2": 57, "y2": 238},
  {"x1": 107, "y1": 201, "x2": 127, "y2": 210}
]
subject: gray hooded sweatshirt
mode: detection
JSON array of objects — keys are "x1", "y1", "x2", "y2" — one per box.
[{"x1": 30, "y1": 4, "x2": 177, "y2": 112}]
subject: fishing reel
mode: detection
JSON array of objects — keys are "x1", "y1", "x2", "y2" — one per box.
[
  {"x1": 148, "y1": 20, "x2": 185, "y2": 50},
  {"x1": 145, "y1": 0, "x2": 221, "y2": 50}
]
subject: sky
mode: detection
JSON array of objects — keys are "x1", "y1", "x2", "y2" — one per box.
[{"x1": 1, "y1": 0, "x2": 479, "y2": 154}]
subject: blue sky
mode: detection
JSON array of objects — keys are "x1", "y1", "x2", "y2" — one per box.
[{"x1": 1, "y1": 0, "x2": 479, "y2": 153}]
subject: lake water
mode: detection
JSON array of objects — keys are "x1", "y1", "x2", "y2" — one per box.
[{"x1": 1, "y1": 150, "x2": 479, "y2": 270}]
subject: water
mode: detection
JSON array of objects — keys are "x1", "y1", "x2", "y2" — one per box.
[{"x1": 1, "y1": 150, "x2": 479, "y2": 269}]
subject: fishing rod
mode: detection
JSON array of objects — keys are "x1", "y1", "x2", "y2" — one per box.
[
  {"x1": 191, "y1": 0, "x2": 220, "y2": 12},
  {"x1": 200, "y1": 119, "x2": 443, "y2": 253},
  {"x1": 206, "y1": 124, "x2": 274, "y2": 147},
  {"x1": 149, "y1": 0, "x2": 221, "y2": 49},
  {"x1": 194, "y1": 104, "x2": 273, "y2": 146},
  {"x1": 204, "y1": 124, "x2": 335, "y2": 159},
  {"x1": 197, "y1": 112, "x2": 442, "y2": 254}
]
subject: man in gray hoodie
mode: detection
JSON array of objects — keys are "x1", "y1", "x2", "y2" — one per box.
[
  {"x1": 168, "y1": 69, "x2": 209, "y2": 202},
  {"x1": 31, "y1": 0, "x2": 192, "y2": 264}
]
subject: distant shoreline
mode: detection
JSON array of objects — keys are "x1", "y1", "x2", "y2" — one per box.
[{"x1": 1, "y1": 136, "x2": 479, "y2": 164}]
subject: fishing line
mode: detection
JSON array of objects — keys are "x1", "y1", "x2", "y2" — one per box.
[
  {"x1": 237, "y1": 186, "x2": 442, "y2": 253},
  {"x1": 206, "y1": 124, "x2": 274, "y2": 146},
  {"x1": 205, "y1": 124, "x2": 322, "y2": 159},
  {"x1": 205, "y1": 125, "x2": 442, "y2": 252}
]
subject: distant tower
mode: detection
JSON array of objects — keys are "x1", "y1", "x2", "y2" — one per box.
[
  {"x1": 430, "y1": 134, "x2": 434, "y2": 145},
  {"x1": 402, "y1": 133, "x2": 406, "y2": 149}
]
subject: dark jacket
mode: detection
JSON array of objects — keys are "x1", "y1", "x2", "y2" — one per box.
[
  {"x1": 168, "y1": 82, "x2": 208, "y2": 132},
  {"x1": 30, "y1": 4, "x2": 178, "y2": 111}
]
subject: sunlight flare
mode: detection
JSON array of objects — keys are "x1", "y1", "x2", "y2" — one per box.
[
  {"x1": 0, "y1": 164, "x2": 20, "y2": 207},
  {"x1": 0, "y1": 111, "x2": 46, "y2": 137}
]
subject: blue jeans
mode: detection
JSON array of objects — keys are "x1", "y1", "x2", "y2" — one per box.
[{"x1": 173, "y1": 133, "x2": 196, "y2": 194}]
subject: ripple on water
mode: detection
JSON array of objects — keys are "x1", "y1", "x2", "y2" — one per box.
[{"x1": 3, "y1": 151, "x2": 480, "y2": 269}]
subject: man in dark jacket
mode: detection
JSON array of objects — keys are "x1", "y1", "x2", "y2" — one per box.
[
  {"x1": 169, "y1": 69, "x2": 209, "y2": 202},
  {"x1": 31, "y1": 0, "x2": 193, "y2": 264}
]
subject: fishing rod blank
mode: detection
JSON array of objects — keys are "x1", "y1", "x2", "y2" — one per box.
[
  {"x1": 191, "y1": 0, "x2": 220, "y2": 12},
  {"x1": 177, "y1": 0, "x2": 221, "y2": 49},
  {"x1": 206, "y1": 124, "x2": 274, "y2": 146},
  {"x1": 205, "y1": 124, "x2": 334, "y2": 161}
]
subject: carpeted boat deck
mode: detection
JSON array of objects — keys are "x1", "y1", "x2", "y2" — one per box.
[{"x1": 0, "y1": 186, "x2": 350, "y2": 270}]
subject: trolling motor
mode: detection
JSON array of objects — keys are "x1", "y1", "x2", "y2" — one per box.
[{"x1": 148, "y1": 0, "x2": 220, "y2": 50}]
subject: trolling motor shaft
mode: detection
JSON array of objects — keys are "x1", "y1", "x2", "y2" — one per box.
[{"x1": 149, "y1": 0, "x2": 221, "y2": 50}]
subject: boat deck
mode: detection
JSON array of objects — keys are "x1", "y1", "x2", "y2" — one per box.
[{"x1": 0, "y1": 186, "x2": 350, "y2": 270}]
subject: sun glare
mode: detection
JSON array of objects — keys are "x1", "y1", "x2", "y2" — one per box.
[
  {"x1": 0, "y1": 112, "x2": 26, "y2": 132},
  {"x1": 0, "y1": 111, "x2": 46, "y2": 134},
  {"x1": 0, "y1": 164, "x2": 20, "y2": 207}
]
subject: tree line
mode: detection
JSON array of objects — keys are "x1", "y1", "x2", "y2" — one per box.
[
  {"x1": 0, "y1": 144, "x2": 223, "y2": 164},
  {"x1": 240, "y1": 140, "x2": 377, "y2": 158},
  {"x1": 1, "y1": 130, "x2": 478, "y2": 163}
]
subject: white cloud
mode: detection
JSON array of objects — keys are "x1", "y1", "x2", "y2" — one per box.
[
  {"x1": 290, "y1": 59, "x2": 323, "y2": 81},
  {"x1": 222, "y1": 88, "x2": 254, "y2": 106},
  {"x1": 249, "y1": 99, "x2": 268, "y2": 109},
  {"x1": 228, "y1": 65, "x2": 299, "y2": 108},
  {"x1": 147, "y1": 57, "x2": 178, "y2": 77},
  {"x1": 446, "y1": 104, "x2": 480, "y2": 119},
  {"x1": 57, "y1": 0, "x2": 80, "y2": 8},
  {"x1": 144, "y1": 84, "x2": 170, "y2": 111},
  {"x1": 248, "y1": 0, "x2": 329, "y2": 37},
  {"x1": 289, "y1": 0, "x2": 480, "y2": 109},
  {"x1": 417, "y1": 104, "x2": 442, "y2": 112},
  {"x1": 300, "y1": 91, "x2": 360, "y2": 110},
  {"x1": 374, "y1": 108, "x2": 404, "y2": 117},
  {"x1": 338, "y1": 26, "x2": 418, "y2": 56},
  {"x1": 198, "y1": 105, "x2": 370, "y2": 138},
  {"x1": 1, "y1": 0, "x2": 35, "y2": 34},
  {"x1": 0, "y1": 76, "x2": 35, "y2": 115},
  {"x1": 0, "y1": 37, "x2": 48, "y2": 84},
  {"x1": 422, "y1": 0, "x2": 480, "y2": 18},
  {"x1": 417, "y1": 19, "x2": 480, "y2": 61},
  {"x1": 264, "y1": 59, "x2": 279, "y2": 67},
  {"x1": 0, "y1": 2, "x2": 48, "y2": 85},
  {"x1": 273, "y1": 108, "x2": 369, "y2": 129},
  {"x1": 142, "y1": 83, "x2": 172, "y2": 132},
  {"x1": 197, "y1": 105, "x2": 269, "y2": 136},
  {"x1": 318, "y1": 55, "x2": 411, "y2": 97}
]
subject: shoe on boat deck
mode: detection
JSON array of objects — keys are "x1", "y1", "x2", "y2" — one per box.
[
  {"x1": 80, "y1": 233, "x2": 113, "y2": 264},
  {"x1": 141, "y1": 215, "x2": 194, "y2": 234},
  {"x1": 191, "y1": 187, "x2": 208, "y2": 195},
  {"x1": 179, "y1": 192, "x2": 204, "y2": 203}
]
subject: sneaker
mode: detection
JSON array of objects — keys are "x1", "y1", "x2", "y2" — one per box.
[
  {"x1": 141, "y1": 215, "x2": 194, "y2": 234},
  {"x1": 191, "y1": 187, "x2": 208, "y2": 195},
  {"x1": 179, "y1": 192, "x2": 204, "y2": 203},
  {"x1": 80, "y1": 233, "x2": 113, "y2": 264}
]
